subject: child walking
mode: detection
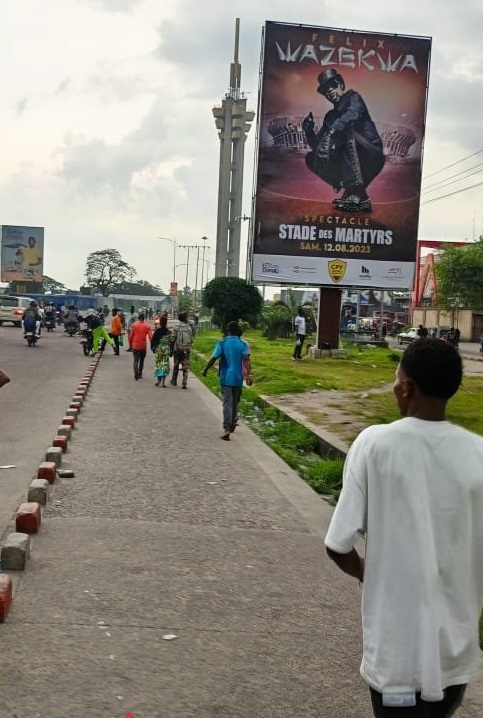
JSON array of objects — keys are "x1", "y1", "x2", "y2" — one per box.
[{"x1": 154, "y1": 330, "x2": 171, "y2": 387}]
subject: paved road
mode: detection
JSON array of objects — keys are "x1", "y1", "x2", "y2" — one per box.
[
  {"x1": 0, "y1": 325, "x2": 482, "y2": 718},
  {"x1": 0, "y1": 324, "x2": 94, "y2": 536}
]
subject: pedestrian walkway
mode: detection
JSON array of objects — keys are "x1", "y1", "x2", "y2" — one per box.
[{"x1": 1, "y1": 351, "x2": 483, "y2": 717}]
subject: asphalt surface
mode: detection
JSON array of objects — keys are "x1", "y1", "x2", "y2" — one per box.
[{"x1": 0, "y1": 325, "x2": 482, "y2": 718}]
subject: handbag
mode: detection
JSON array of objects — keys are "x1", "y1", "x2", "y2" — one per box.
[{"x1": 118, "y1": 334, "x2": 124, "y2": 347}]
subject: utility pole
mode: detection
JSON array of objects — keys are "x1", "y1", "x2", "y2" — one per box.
[
  {"x1": 159, "y1": 237, "x2": 178, "y2": 283},
  {"x1": 179, "y1": 240, "x2": 211, "y2": 307},
  {"x1": 200, "y1": 236, "x2": 209, "y2": 295}
]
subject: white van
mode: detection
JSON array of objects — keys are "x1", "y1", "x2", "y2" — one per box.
[{"x1": 0, "y1": 295, "x2": 36, "y2": 327}]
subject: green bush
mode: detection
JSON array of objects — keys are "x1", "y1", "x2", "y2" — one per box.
[{"x1": 260, "y1": 305, "x2": 293, "y2": 340}]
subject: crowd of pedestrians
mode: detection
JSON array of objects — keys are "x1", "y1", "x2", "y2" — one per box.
[{"x1": 99, "y1": 307, "x2": 196, "y2": 388}]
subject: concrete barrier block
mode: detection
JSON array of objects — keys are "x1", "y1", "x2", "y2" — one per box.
[
  {"x1": 52, "y1": 435, "x2": 68, "y2": 453},
  {"x1": 65, "y1": 409, "x2": 78, "y2": 420},
  {"x1": 46, "y1": 446, "x2": 63, "y2": 466},
  {"x1": 15, "y1": 503, "x2": 41, "y2": 534},
  {"x1": 28, "y1": 478, "x2": 50, "y2": 505},
  {"x1": 74, "y1": 390, "x2": 86, "y2": 398},
  {"x1": 57, "y1": 424, "x2": 72, "y2": 438},
  {"x1": 37, "y1": 461, "x2": 57, "y2": 483},
  {"x1": 1, "y1": 532, "x2": 31, "y2": 569},
  {"x1": 69, "y1": 401, "x2": 82, "y2": 411},
  {"x1": 61, "y1": 415, "x2": 76, "y2": 426},
  {"x1": 308, "y1": 348, "x2": 322, "y2": 358},
  {"x1": 0, "y1": 574, "x2": 13, "y2": 621}
]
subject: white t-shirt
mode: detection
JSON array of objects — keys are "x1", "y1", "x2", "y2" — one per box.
[
  {"x1": 325, "y1": 417, "x2": 483, "y2": 701},
  {"x1": 294, "y1": 315, "x2": 306, "y2": 335}
]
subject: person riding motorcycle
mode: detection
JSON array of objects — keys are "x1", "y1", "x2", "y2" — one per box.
[
  {"x1": 64, "y1": 305, "x2": 80, "y2": 334},
  {"x1": 43, "y1": 302, "x2": 56, "y2": 328},
  {"x1": 22, "y1": 301, "x2": 42, "y2": 336},
  {"x1": 79, "y1": 310, "x2": 114, "y2": 354}
]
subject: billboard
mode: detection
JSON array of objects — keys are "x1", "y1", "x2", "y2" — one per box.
[
  {"x1": 1, "y1": 225, "x2": 44, "y2": 282},
  {"x1": 170, "y1": 281, "x2": 178, "y2": 297},
  {"x1": 251, "y1": 22, "x2": 432, "y2": 289}
]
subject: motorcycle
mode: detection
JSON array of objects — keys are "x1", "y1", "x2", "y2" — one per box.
[
  {"x1": 44, "y1": 313, "x2": 56, "y2": 332},
  {"x1": 23, "y1": 317, "x2": 40, "y2": 347},
  {"x1": 80, "y1": 327, "x2": 94, "y2": 356},
  {"x1": 64, "y1": 318, "x2": 79, "y2": 337}
]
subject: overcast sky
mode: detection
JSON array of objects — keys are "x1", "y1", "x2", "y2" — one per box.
[{"x1": 1, "y1": 0, "x2": 482, "y2": 293}]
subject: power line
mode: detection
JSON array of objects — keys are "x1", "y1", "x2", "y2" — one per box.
[
  {"x1": 423, "y1": 148, "x2": 483, "y2": 180},
  {"x1": 422, "y1": 163, "x2": 483, "y2": 195},
  {"x1": 421, "y1": 179, "x2": 483, "y2": 205}
]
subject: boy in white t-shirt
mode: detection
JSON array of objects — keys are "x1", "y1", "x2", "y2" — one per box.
[
  {"x1": 325, "y1": 338, "x2": 483, "y2": 717},
  {"x1": 293, "y1": 307, "x2": 306, "y2": 360}
]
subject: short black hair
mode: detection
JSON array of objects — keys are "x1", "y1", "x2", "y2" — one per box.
[
  {"x1": 227, "y1": 320, "x2": 239, "y2": 335},
  {"x1": 138, "y1": 312, "x2": 145, "y2": 321},
  {"x1": 178, "y1": 311, "x2": 187, "y2": 323},
  {"x1": 400, "y1": 338, "x2": 462, "y2": 400}
]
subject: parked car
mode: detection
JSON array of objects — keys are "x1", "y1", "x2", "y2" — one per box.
[
  {"x1": 397, "y1": 327, "x2": 419, "y2": 345},
  {"x1": 0, "y1": 295, "x2": 36, "y2": 327}
]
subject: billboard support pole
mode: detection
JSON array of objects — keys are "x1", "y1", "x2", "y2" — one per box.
[{"x1": 317, "y1": 287, "x2": 342, "y2": 351}]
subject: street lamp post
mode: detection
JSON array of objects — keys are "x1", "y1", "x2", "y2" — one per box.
[
  {"x1": 159, "y1": 237, "x2": 178, "y2": 283},
  {"x1": 196, "y1": 237, "x2": 210, "y2": 309},
  {"x1": 200, "y1": 236, "x2": 209, "y2": 289},
  {"x1": 185, "y1": 247, "x2": 191, "y2": 290}
]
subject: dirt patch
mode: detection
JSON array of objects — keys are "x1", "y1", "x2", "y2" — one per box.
[
  {"x1": 265, "y1": 384, "x2": 394, "y2": 449},
  {"x1": 265, "y1": 357, "x2": 483, "y2": 450}
]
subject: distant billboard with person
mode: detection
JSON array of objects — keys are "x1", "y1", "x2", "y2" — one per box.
[
  {"x1": 251, "y1": 21, "x2": 432, "y2": 289},
  {"x1": 1, "y1": 225, "x2": 44, "y2": 282}
]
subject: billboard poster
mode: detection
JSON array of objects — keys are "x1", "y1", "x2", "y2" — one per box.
[
  {"x1": 1, "y1": 225, "x2": 44, "y2": 282},
  {"x1": 251, "y1": 22, "x2": 432, "y2": 289}
]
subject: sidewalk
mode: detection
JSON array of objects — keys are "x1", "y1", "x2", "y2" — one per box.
[{"x1": 1, "y1": 350, "x2": 483, "y2": 717}]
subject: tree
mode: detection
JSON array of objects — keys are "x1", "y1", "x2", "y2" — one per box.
[
  {"x1": 85, "y1": 249, "x2": 136, "y2": 297},
  {"x1": 202, "y1": 277, "x2": 263, "y2": 328},
  {"x1": 178, "y1": 294, "x2": 193, "y2": 315},
  {"x1": 273, "y1": 292, "x2": 317, "y2": 334},
  {"x1": 113, "y1": 279, "x2": 165, "y2": 295},
  {"x1": 435, "y1": 240, "x2": 483, "y2": 310},
  {"x1": 260, "y1": 304, "x2": 293, "y2": 340},
  {"x1": 42, "y1": 276, "x2": 68, "y2": 294}
]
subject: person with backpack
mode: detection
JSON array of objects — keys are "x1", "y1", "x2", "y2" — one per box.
[
  {"x1": 81, "y1": 310, "x2": 113, "y2": 355},
  {"x1": 170, "y1": 311, "x2": 193, "y2": 389},
  {"x1": 22, "y1": 300, "x2": 42, "y2": 337},
  {"x1": 202, "y1": 320, "x2": 252, "y2": 440}
]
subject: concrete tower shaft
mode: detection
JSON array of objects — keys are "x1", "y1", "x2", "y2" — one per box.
[{"x1": 212, "y1": 19, "x2": 254, "y2": 278}]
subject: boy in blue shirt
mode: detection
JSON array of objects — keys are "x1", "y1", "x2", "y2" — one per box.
[{"x1": 202, "y1": 321, "x2": 252, "y2": 440}]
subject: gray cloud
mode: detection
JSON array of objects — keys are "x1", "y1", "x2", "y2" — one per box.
[
  {"x1": 83, "y1": 0, "x2": 144, "y2": 11},
  {"x1": 14, "y1": 98, "x2": 29, "y2": 116},
  {"x1": 54, "y1": 77, "x2": 72, "y2": 97}
]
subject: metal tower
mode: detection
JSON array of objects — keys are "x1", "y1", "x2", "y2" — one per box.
[{"x1": 212, "y1": 18, "x2": 254, "y2": 278}]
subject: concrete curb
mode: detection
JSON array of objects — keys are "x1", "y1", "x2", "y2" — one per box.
[{"x1": 259, "y1": 394, "x2": 349, "y2": 458}]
